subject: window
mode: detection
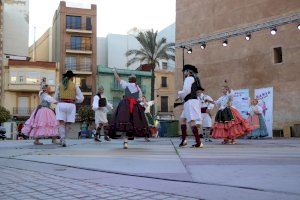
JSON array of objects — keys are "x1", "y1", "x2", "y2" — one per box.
[
  {"x1": 19, "y1": 76, "x2": 24, "y2": 83},
  {"x1": 47, "y1": 72, "x2": 55, "y2": 85},
  {"x1": 162, "y1": 62, "x2": 168, "y2": 69},
  {"x1": 161, "y1": 96, "x2": 169, "y2": 112},
  {"x1": 65, "y1": 56, "x2": 77, "y2": 70},
  {"x1": 86, "y1": 17, "x2": 92, "y2": 30},
  {"x1": 66, "y1": 15, "x2": 82, "y2": 29},
  {"x1": 273, "y1": 47, "x2": 282, "y2": 64},
  {"x1": 10, "y1": 71, "x2": 17, "y2": 83},
  {"x1": 161, "y1": 77, "x2": 167, "y2": 87},
  {"x1": 79, "y1": 57, "x2": 91, "y2": 71},
  {"x1": 82, "y1": 37, "x2": 91, "y2": 50},
  {"x1": 70, "y1": 36, "x2": 82, "y2": 50},
  {"x1": 26, "y1": 72, "x2": 40, "y2": 84}
]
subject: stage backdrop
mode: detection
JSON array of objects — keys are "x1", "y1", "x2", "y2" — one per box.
[
  {"x1": 255, "y1": 87, "x2": 273, "y2": 137},
  {"x1": 232, "y1": 89, "x2": 250, "y2": 119}
]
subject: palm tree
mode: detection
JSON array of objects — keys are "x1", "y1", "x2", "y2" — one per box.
[{"x1": 126, "y1": 30, "x2": 175, "y2": 115}]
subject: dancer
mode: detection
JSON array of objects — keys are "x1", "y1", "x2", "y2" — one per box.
[
  {"x1": 211, "y1": 81, "x2": 252, "y2": 144},
  {"x1": 141, "y1": 96, "x2": 155, "y2": 141},
  {"x1": 247, "y1": 98, "x2": 268, "y2": 139},
  {"x1": 55, "y1": 70, "x2": 84, "y2": 147},
  {"x1": 197, "y1": 89, "x2": 214, "y2": 142},
  {"x1": 92, "y1": 86, "x2": 113, "y2": 142},
  {"x1": 178, "y1": 64, "x2": 204, "y2": 148},
  {"x1": 108, "y1": 68, "x2": 148, "y2": 149},
  {"x1": 22, "y1": 84, "x2": 59, "y2": 145}
]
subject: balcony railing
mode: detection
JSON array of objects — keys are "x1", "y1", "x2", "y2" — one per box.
[
  {"x1": 66, "y1": 23, "x2": 92, "y2": 31},
  {"x1": 65, "y1": 64, "x2": 92, "y2": 72},
  {"x1": 13, "y1": 107, "x2": 34, "y2": 116},
  {"x1": 66, "y1": 43, "x2": 92, "y2": 51}
]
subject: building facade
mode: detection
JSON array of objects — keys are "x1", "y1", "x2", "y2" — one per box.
[
  {"x1": 97, "y1": 66, "x2": 151, "y2": 110},
  {"x1": 176, "y1": 0, "x2": 300, "y2": 135},
  {"x1": 2, "y1": 59, "x2": 57, "y2": 119},
  {"x1": 52, "y1": 1, "x2": 97, "y2": 105},
  {"x1": 0, "y1": 0, "x2": 29, "y2": 105},
  {"x1": 155, "y1": 68, "x2": 176, "y2": 119}
]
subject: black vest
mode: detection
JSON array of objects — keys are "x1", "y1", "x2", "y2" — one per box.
[
  {"x1": 97, "y1": 93, "x2": 107, "y2": 107},
  {"x1": 184, "y1": 76, "x2": 201, "y2": 102}
]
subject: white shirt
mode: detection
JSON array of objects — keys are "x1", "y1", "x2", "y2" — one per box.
[
  {"x1": 54, "y1": 86, "x2": 84, "y2": 104},
  {"x1": 178, "y1": 76, "x2": 194, "y2": 100},
  {"x1": 198, "y1": 93, "x2": 214, "y2": 110},
  {"x1": 248, "y1": 105, "x2": 263, "y2": 116},
  {"x1": 141, "y1": 100, "x2": 154, "y2": 114},
  {"x1": 92, "y1": 94, "x2": 113, "y2": 112},
  {"x1": 215, "y1": 90, "x2": 234, "y2": 110},
  {"x1": 39, "y1": 91, "x2": 57, "y2": 104},
  {"x1": 120, "y1": 80, "x2": 142, "y2": 98}
]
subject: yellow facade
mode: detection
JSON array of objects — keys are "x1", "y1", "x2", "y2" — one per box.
[
  {"x1": 1, "y1": 60, "x2": 57, "y2": 118},
  {"x1": 154, "y1": 69, "x2": 176, "y2": 118},
  {"x1": 28, "y1": 28, "x2": 50, "y2": 62}
]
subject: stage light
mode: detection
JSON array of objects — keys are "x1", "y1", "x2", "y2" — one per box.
[
  {"x1": 270, "y1": 27, "x2": 277, "y2": 35},
  {"x1": 187, "y1": 48, "x2": 192, "y2": 54},
  {"x1": 222, "y1": 39, "x2": 228, "y2": 47},
  {"x1": 298, "y1": 24, "x2": 300, "y2": 30},
  {"x1": 200, "y1": 43, "x2": 206, "y2": 50},
  {"x1": 245, "y1": 33, "x2": 251, "y2": 41}
]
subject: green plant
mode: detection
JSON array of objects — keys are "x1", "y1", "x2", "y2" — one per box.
[
  {"x1": 0, "y1": 106, "x2": 10, "y2": 124},
  {"x1": 77, "y1": 106, "x2": 94, "y2": 122}
]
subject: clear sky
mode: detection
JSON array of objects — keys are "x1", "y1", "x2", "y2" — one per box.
[{"x1": 29, "y1": 0, "x2": 176, "y2": 46}]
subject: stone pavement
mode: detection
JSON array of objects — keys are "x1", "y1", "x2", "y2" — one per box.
[{"x1": 0, "y1": 138, "x2": 300, "y2": 200}]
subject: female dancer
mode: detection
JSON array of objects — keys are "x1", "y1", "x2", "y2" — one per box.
[
  {"x1": 22, "y1": 85, "x2": 59, "y2": 145},
  {"x1": 247, "y1": 98, "x2": 268, "y2": 139},
  {"x1": 210, "y1": 82, "x2": 252, "y2": 144},
  {"x1": 107, "y1": 69, "x2": 148, "y2": 149}
]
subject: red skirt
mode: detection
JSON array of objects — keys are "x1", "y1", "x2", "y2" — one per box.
[{"x1": 212, "y1": 107, "x2": 253, "y2": 139}]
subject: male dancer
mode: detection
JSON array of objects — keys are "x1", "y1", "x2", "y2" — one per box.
[
  {"x1": 92, "y1": 86, "x2": 113, "y2": 142},
  {"x1": 55, "y1": 70, "x2": 84, "y2": 147},
  {"x1": 197, "y1": 88, "x2": 214, "y2": 142},
  {"x1": 178, "y1": 64, "x2": 204, "y2": 148}
]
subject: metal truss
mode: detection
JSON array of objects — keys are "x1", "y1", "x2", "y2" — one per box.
[{"x1": 176, "y1": 12, "x2": 300, "y2": 48}]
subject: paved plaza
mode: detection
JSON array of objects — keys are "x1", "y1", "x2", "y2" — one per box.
[{"x1": 0, "y1": 138, "x2": 300, "y2": 200}]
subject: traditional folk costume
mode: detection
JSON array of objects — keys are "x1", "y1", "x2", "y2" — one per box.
[
  {"x1": 22, "y1": 89, "x2": 59, "y2": 144},
  {"x1": 212, "y1": 89, "x2": 252, "y2": 143},
  {"x1": 92, "y1": 91, "x2": 113, "y2": 142},
  {"x1": 198, "y1": 93, "x2": 214, "y2": 142},
  {"x1": 246, "y1": 103, "x2": 268, "y2": 139},
  {"x1": 142, "y1": 100, "x2": 155, "y2": 125},
  {"x1": 55, "y1": 71, "x2": 84, "y2": 147},
  {"x1": 107, "y1": 76, "x2": 149, "y2": 148},
  {"x1": 179, "y1": 64, "x2": 204, "y2": 148}
]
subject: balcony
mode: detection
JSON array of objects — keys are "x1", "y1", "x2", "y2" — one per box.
[
  {"x1": 13, "y1": 107, "x2": 34, "y2": 116},
  {"x1": 66, "y1": 23, "x2": 92, "y2": 34},
  {"x1": 65, "y1": 64, "x2": 92, "y2": 74},
  {"x1": 65, "y1": 43, "x2": 92, "y2": 54},
  {"x1": 6, "y1": 84, "x2": 55, "y2": 92}
]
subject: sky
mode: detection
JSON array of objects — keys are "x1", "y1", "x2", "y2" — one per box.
[{"x1": 29, "y1": 0, "x2": 176, "y2": 46}]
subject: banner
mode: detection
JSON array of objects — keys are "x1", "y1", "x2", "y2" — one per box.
[
  {"x1": 232, "y1": 89, "x2": 250, "y2": 119},
  {"x1": 255, "y1": 87, "x2": 273, "y2": 137}
]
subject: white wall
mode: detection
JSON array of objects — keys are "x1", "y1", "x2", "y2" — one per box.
[
  {"x1": 97, "y1": 23, "x2": 175, "y2": 70},
  {"x1": 158, "y1": 23, "x2": 175, "y2": 71},
  {"x1": 3, "y1": 0, "x2": 29, "y2": 56}
]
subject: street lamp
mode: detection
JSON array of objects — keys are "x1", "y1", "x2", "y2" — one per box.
[{"x1": 180, "y1": 46, "x2": 192, "y2": 67}]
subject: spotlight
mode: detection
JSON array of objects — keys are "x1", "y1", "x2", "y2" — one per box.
[
  {"x1": 298, "y1": 24, "x2": 300, "y2": 30},
  {"x1": 187, "y1": 48, "x2": 192, "y2": 54},
  {"x1": 222, "y1": 39, "x2": 228, "y2": 47},
  {"x1": 270, "y1": 27, "x2": 277, "y2": 35},
  {"x1": 200, "y1": 43, "x2": 206, "y2": 50},
  {"x1": 245, "y1": 33, "x2": 251, "y2": 41}
]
